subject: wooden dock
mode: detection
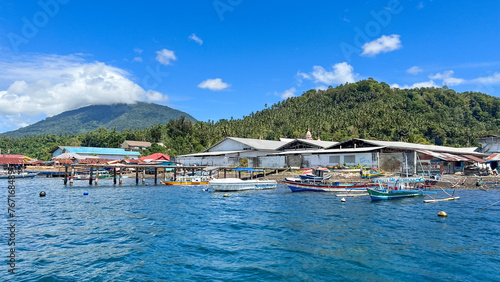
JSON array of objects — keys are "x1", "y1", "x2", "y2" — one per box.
[{"x1": 62, "y1": 164, "x2": 290, "y2": 186}]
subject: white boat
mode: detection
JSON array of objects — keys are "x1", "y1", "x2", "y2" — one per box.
[
  {"x1": 209, "y1": 178, "x2": 277, "y2": 192},
  {"x1": 0, "y1": 171, "x2": 38, "y2": 179}
]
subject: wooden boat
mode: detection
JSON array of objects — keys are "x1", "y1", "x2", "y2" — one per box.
[
  {"x1": 0, "y1": 171, "x2": 38, "y2": 179},
  {"x1": 209, "y1": 178, "x2": 277, "y2": 192},
  {"x1": 163, "y1": 175, "x2": 211, "y2": 186},
  {"x1": 367, "y1": 177, "x2": 427, "y2": 201},
  {"x1": 284, "y1": 178, "x2": 378, "y2": 192},
  {"x1": 299, "y1": 167, "x2": 332, "y2": 182},
  {"x1": 361, "y1": 168, "x2": 384, "y2": 179}
]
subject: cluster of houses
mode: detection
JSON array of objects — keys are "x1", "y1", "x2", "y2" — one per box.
[{"x1": 3, "y1": 133, "x2": 500, "y2": 176}]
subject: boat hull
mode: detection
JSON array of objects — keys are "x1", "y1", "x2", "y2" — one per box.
[
  {"x1": 366, "y1": 188, "x2": 424, "y2": 201},
  {"x1": 0, "y1": 172, "x2": 38, "y2": 179},
  {"x1": 210, "y1": 178, "x2": 277, "y2": 192},
  {"x1": 284, "y1": 180, "x2": 377, "y2": 192},
  {"x1": 163, "y1": 181, "x2": 209, "y2": 186}
]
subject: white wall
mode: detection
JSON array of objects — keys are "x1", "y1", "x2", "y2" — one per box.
[
  {"x1": 302, "y1": 153, "x2": 375, "y2": 167},
  {"x1": 209, "y1": 139, "x2": 249, "y2": 152}
]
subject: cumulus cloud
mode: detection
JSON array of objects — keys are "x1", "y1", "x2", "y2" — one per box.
[
  {"x1": 361, "y1": 34, "x2": 402, "y2": 57},
  {"x1": 391, "y1": 80, "x2": 438, "y2": 89},
  {"x1": 470, "y1": 72, "x2": 500, "y2": 84},
  {"x1": 133, "y1": 56, "x2": 143, "y2": 62},
  {"x1": 429, "y1": 70, "x2": 465, "y2": 86},
  {"x1": 406, "y1": 66, "x2": 423, "y2": 75},
  {"x1": 275, "y1": 87, "x2": 296, "y2": 99},
  {"x1": 156, "y1": 49, "x2": 177, "y2": 65},
  {"x1": 188, "y1": 34, "x2": 203, "y2": 45},
  {"x1": 310, "y1": 62, "x2": 357, "y2": 84},
  {"x1": 197, "y1": 78, "x2": 230, "y2": 91},
  {"x1": 0, "y1": 54, "x2": 168, "y2": 126}
]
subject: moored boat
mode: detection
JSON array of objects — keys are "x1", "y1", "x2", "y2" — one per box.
[
  {"x1": 367, "y1": 177, "x2": 427, "y2": 201},
  {"x1": 284, "y1": 178, "x2": 378, "y2": 192},
  {"x1": 0, "y1": 171, "x2": 38, "y2": 179},
  {"x1": 209, "y1": 178, "x2": 277, "y2": 192},
  {"x1": 163, "y1": 175, "x2": 211, "y2": 186}
]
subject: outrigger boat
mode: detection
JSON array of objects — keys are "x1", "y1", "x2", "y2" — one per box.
[
  {"x1": 0, "y1": 171, "x2": 38, "y2": 179},
  {"x1": 163, "y1": 175, "x2": 211, "y2": 186},
  {"x1": 284, "y1": 178, "x2": 378, "y2": 192},
  {"x1": 209, "y1": 178, "x2": 277, "y2": 192},
  {"x1": 366, "y1": 177, "x2": 430, "y2": 201},
  {"x1": 361, "y1": 168, "x2": 384, "y2": 179}
]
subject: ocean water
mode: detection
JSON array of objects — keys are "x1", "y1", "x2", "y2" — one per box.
[{"x1": 1, "y1": 177, "x2": 499, "y2": 281}]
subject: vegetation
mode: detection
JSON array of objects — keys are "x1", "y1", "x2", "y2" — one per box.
[{"x1": 2, "y1": 79, "x2": 500, "y2": 160}]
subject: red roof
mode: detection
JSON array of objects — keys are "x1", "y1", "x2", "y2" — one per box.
[
  {"x1": 139, "y1": 153, "x2": 170, "y2": 161},
  {"x1": 0, "y1": 155, "x2": 27, "y2": 165}
]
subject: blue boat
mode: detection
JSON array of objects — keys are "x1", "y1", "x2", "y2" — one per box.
[{"x1": 367, "y1": 177, "x2": 428, "y2": 201}]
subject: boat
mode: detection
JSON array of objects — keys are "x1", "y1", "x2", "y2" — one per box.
[
  {"x1": 209, "y1": 178, "x2": 277, "y2": 192},
  {"x1": 0, "y1": 171, "x2": 38, "y2": 179},
  {"x1": 361, "y1": 168, "x2": 384, "y2": 179},
  {"x1": 163, "y1": 175, "x2": 211, "y2": 186},
  {"x1": 299, "y1": 167, "x2": 332, "y2": 182},
  {"x1": 366, "y1": 177, "x2": 428, "y2": 201},
  {"x1": 283, "y1": 178, "x2": 378, "y2": 192}
]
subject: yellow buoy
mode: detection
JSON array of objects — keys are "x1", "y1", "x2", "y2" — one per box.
[
  {"x1": 438, "y1": 211, "x2": 448, "y2": 217},
  {"x1": 223, "y1": 194, "x2": 229, "y2": 197},
  {"x1": 341, "y1": 198, "x2": 346, "y2": 202}
]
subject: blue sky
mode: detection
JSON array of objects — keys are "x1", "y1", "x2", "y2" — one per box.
[{"x1": 1, "y1": 0, "x2": 500, "y2": 133}]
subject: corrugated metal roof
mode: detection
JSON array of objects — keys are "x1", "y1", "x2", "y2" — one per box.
[
  {"x1": 178, "y1": 150, "x2": 246, "y2": 157},
  {"x1": 269, "y1": 146, "x2": 384, "y2": 155},
  {"x1": 205, "y1": 137, "x2": 291, "y2": 152},
  {"x1": 64, "y1": 147, "x2": 140, "y2": 156},
  {"x1": 417, "y1": 150, "x2": 469, "y2": 162},
  {"x1": 123, "y1": 140, "x2": 152, "y2": 147},
  {"x1": 330, "y1": 138, "x2": 484, "y2": 155},
  {"x1": 276, "y1": 139, "x2": 338, "y2": 150},
  {"x1": 486, "y1": 153, "x2": 500, "y2": 161},
  {"x1": 463, "y1": 154, "x2": 486, "y2": 163}
]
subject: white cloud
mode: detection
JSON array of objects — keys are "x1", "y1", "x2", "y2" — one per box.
[
  {"x1": 156, "y1": 49, "x2": 177, "y2": 65},
  {"x1": 361, "y1": 34, "x2": 402, "y2": 57},
  {"x1": 198, "y1": 78, "x2": 230, "y2": 91},
  {"x1": 134, "y1": 48, "x2": 143, "y2": 54},
  {"x1": 471, "y1": 72, "x2": 500, "y2": 84},
  {"x1": 429, "y1": 70, "x2": 465, "y2": 86},
  {"x1": 310, "y1": 62, "x2": 357, "y2": 84},
  {"x1": 391, "y1": 80, "x2": 438, "y2": 89},
  {"x1": 275, "y1": 87, "x2": 296, "y2": 99},
  {"x1": 0, "y1": 54, "x2": 168, "y2": 125},
  {"x1": 188, "y1": 34, "x2": 203, "y2": 45},
  {"x1": 406, "y1": 66, "x2": 423, "y2": 75},
  {"x1": 133, "y1": 56, "x2": 143, "y2": 62}
]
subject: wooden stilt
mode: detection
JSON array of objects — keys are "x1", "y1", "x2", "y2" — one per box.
[
  {"x1": 142, "y1": 169, "x2": 146, "y2": 185},
  {"x1": 64, "y1": 166, "x2": 68, "y2": 185},
  {"x1": 136, "y1": 168, "x2": 139, "y2": 185},
  {"x1": 113, "y1": 167, "x2": 117, "y2": 185},
  {"x1": 224, "y1": 169, "x2": 226, "y2": 179},
  {"x1": 70, "y1": 168, "x2": 74, "y2": 186},
  {"x1": 154, "y1": 168, "x2": 158, "y2": 185},
  {"x1": 119, "y1": 168, "x2": 123, "y2": 185},
  {"x1": 89, "y1": 167, "x2": 93, "y2": 185},
  {"x1": 95, "y1": 166, "x2": 99, "y2": 186}
]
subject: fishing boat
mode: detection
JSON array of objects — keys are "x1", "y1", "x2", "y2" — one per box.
[
  {"x1": 299, "y1": 167, "x2": 332, "y2": 182},
  {"x1": 283, "y1": 178, "x2": 378, "y2": 192},
  {"x1": 366, "y1": 177, "x2": 427, "y2": 201},
  {"x1": 209, "y1": 178, "x2": 277, "y2": 192},
  {"x1": 163, "y1": 175, "x2": 211, "y2": 186},
  {"x1": 361, "y1": 168, "x2": 384, "y2": 179},
  {"x1": 0, "y1": 171, "x2": 38, "y2": 179}
]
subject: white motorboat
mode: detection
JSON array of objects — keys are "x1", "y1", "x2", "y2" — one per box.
[{"x1": 209, "y1": 178, "x2": 277, "y2": 192}]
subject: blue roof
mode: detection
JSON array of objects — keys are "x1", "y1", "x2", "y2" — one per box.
[{"x1": 64, "y1": 147, "x2": 140, "y2": 156}]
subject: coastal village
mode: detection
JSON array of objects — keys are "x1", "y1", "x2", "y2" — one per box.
[{"x1": 2, "y1": 130, "x2": 500, "y2": 186}]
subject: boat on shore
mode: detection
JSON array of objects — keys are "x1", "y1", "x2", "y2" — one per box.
[
  {"x1": 361, "y1": 168, "x2": 384, "y2": 179},
  {"x1": 367, "y1": 177, "x2": 428, "y2": 201},
  {"x1": 284, "y1": 178, "x2": 378, "y2": 192},
  {"x1": 209, "y1": 178, "x2": 277, "y2": 192},
  {"x1": 299, "y1": 167, "x2": 332, "y2": 182}
]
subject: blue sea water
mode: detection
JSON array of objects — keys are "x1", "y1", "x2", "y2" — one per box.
[{"x1": 1, "y1": 177, "x2": 499, "y2": 281}]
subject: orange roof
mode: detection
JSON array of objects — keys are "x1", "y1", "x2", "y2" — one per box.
[{"x1": 139, "y1": 153, "x2": 170, "y2": 161}]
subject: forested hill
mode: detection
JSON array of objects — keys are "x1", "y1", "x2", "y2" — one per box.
[
  {"x1": 1, "y1": 102, "x2": 197, "y2": 137},
  {"x1": 217, "y1": 79, "x2": 500, "y2": 146},
  {"x1": 3, "y1": 79, "x2": 500, "y2": 160}
]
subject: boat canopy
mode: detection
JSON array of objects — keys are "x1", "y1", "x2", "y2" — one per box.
[
  {"x1": 373, "y1": 177, "x2": 425, "y2": 183},
  {"x1": 232, "y1": 168, "x2": 264, "y2": 172}
]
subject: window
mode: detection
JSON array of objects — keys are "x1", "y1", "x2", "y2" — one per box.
[
  {"x1": 329, "y1": 156, "x2": 340, "y2": 164},
  {"x1": 344, "y1": 155, "x2": 355, "y2": 164}
]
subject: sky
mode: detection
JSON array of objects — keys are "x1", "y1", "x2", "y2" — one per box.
[{"x1": 0, "y1": 0, "x2": 500, "y2": 133}]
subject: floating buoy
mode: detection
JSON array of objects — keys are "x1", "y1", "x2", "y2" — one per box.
[
  {"x1": 223, "y1": 194, "x2": 229, "y2": 197},
  {"x1": 39, "y1": 191, "x2": 46, "y2": 197},
  {"x1": 438, "y1": 211, "x2": 448, "y2": 217},
  {"x1": 341, "y1": 198, "x2": 346, "y2": 202},
  {"x1": 202, "y1": 189, "x2": 206, "y2": 192},
  {"x1": 83, "y1": 191, "x2": 89, "y2": 195}
]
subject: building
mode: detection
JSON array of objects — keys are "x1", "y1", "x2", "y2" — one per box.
[
  {"x1": 0, "y1": 154, "x2": 34, "y2": 169},
  {"x1": 52, "y1": 146, "x2": 141, "y2": 160},
  {"x1": 121, "y1": 140, "x2": 152, "y2": 151},
  {"x1": 139, "y1": 153, "x2": 171, "y2": 162},
  {"x1": 478, "y1": 135, "x2": 500, "y2": 154}
]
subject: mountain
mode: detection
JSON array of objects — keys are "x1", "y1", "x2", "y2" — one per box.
[{"x1": 1, "y1": 102, "x2": 197, "y2": 137}]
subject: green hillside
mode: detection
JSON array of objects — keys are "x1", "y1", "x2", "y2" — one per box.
[
  {"x1": 0, "y1": 102, "x2": 197, "y2": 137},
  {"x1": 2, "y1": 79, "x2": 500, "y2": 160}
]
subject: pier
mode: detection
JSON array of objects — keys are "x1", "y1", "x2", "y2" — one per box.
[{"x1": 62, "y1": 164, "x2": 290, "y2": 186}]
